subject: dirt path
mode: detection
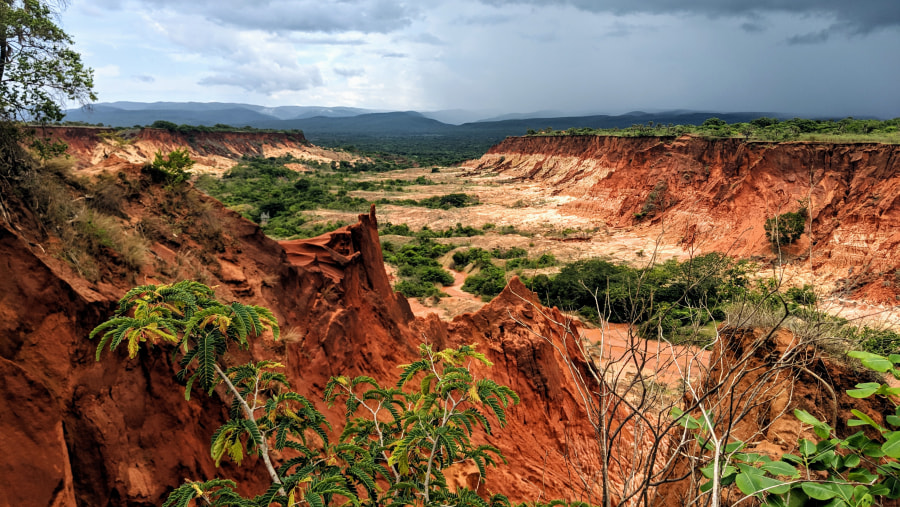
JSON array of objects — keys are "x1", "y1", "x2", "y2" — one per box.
[
  {"x1": 405, "y1": 267, "x2": 486, "y2": 320},
  {"x1": 443, "y1": 269, "x2": 475, "y2": 299}
]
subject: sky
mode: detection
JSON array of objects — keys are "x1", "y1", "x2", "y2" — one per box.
[{"x1": 63, "y1": 0, "x2": 900, "y2": 119}]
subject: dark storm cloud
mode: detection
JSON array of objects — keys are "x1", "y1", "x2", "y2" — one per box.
[
  {"x1": 479, "y1": 0, "x2": 900, "y2": 36},
  {"x1": 740, "y1": 22, "x2": 765, "y2": 33}
]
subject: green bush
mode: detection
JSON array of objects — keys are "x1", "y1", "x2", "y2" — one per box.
[
  {"x1": 491, "y1": 246, "x2": 528, "y2": 259},
  {"x1": 765, "y1": 205, "x2": 808, "y2": 248},
  {"x1": 857, "y1": 327, "x2": 900, "y2": 356},
  {"x1": 149, "y1": 148, "x2": 194, "y2": 186},
  {"x1": 384, "y1": 238, "x2": 455, "y2": 299},
  {"x1": 91, "y1": 282, "x2": 520, "y2": 507},
  {"x1": 461, "y1": 265, "x2": 508, "y2": 298},
  {"x1": 673, "y1": 350, "x2": 900, "y2": 506},
  {"x1": 506, "y1": 253, "x2": 558, "y2": 270}
]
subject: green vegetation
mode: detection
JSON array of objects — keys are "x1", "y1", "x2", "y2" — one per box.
[
  {"x1": 380, "y1": 192, "x2": 479, "y2": 210},
  {"x1": 634, "y1": 180, "x2": 668, "y2": 220},
  {"x1": 196, "y1": 156, "x2": 465, "y2": 239},
  {"x1": 147, "y1": 120, "x2": 306, "y2": 137},
  {"x1": 382, "y1": 238, "x2": 455, "y2": 298},
  {"x1": 451, "y1": 247, "x2": 559, "y2": 301},
  {"x1": 519, "y1": 253, "x2": 749, "y2": 343},
  {"x1": 765, "y1": 204, "x2": 808, "y2": 248},
  {"x1": 149, "y1": 148, "x2": 194, "y2": 186},
  {"x1": 90, "y1": 281, "x2": 523, "y2": 507},
  {"x1": 0, "y1": 0, "x2": 96, "y2": 159},
  {"x1": 672, "y1": 350, "x2": 900, "y2": 506},
  {"x1": 314, "y1": 139, "x2": 492, "y2": 168},
  {"x1": 380, "y1": 222, "x2": 485, "y2": 239},
  {"x1": 0, "y1": 0, "x2": 96, "y2": 124},
  {"x1": 529, "y1": 117, "x2": 900, "y2": 144}
]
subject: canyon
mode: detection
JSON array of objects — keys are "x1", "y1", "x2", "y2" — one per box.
[{"x1": 1, "y1": 128, "x2": 897, "y2": 505}]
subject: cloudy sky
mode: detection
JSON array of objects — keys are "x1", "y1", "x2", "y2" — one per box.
[{"x1": 64, "y1": 0, "x2": 900, "y2": 118}]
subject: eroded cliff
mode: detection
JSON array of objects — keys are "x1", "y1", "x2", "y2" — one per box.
[
  {"x1": 0, "y1": 154, "x2": 606, "y2": 504},
  {"x1": 466, "y1": 135, "x2": 900, "y2": 301},
  {"x1": 41, "y1": 126, "x2": 356, "y2": 175}
]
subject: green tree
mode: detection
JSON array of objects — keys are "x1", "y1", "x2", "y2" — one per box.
[
  {"x1": 765, "y1": 205, "x2": 808, "y2": 249},
  {"x1": 0, "y1": 0, "x2": 96, "y2": 123},
  {"x1": 150, "y1": 148, "x2": 195, "y2": 185},
  {"x1": 91, "y1": 281, "x2": 520, "y2": 506}
]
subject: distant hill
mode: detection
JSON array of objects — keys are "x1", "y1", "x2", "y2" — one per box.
[
  {"x1": 64, "y1": 102, "x2": 379, "y2": 126},
  {"x1": 62, "y1": 101, "x2": 785, "y2": 164}
]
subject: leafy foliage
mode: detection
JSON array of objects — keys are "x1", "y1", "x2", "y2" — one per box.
[
  {"x1": 196, "y1": 156, "x2": 468, "y2": 240},
  {"x1": 380, "y1": 222, "x2": 485, "y2": 239},
  {"x1": 524, "y1": 253, "x2": 748, "y2": 334},
  {"x1": 382, "y1": 237, "x2": 455, "y2": 299},
  {"x1": 150, "y1": 148, "x2": 195, "y2": 186},
  {"x1": 92, "y1": 284, "x2": 521, "y2": 506},
  {"x1": 325, "y1": 343, "x2": 520, "y2": 505},
  {"x1": 765, "y1": 204, "x2": 808, "y2": 248},
  {"x1": 529, "y1": 117, "x2": 900, "y2": 144},
  {"x1": 90, "y1": 281, "x2": 278, "y2": 398},
  {"x1": 673, "y1": 351, "x2": 900, "y2": 506},
  {"x1": 0, "y1": 0, "x2": 96, "y2": 124}
]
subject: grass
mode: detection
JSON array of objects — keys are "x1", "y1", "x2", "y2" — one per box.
[{"x1": 7, "y1": 155, "x2": 151, "y2": 281}]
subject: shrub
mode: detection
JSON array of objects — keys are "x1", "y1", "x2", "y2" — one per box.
[
  {"x1": 149, "y1": 148, "x2": 194, "y2": 186},
  {"x1": 394, "y1": 279, "x2": 446, "y2": 298},
  {"x1": 856, "y1": 327, "x2": 900, "y2": 356},
  {"x1": 416, "y1": 265, "x2": 454, "y2": 286},
  {"x1": 452, "y1": 248, "x2": 492, "y2": 270},
  {"x1": 491, "y1": 246, "x2": 528, "y2": 259},
  {"x1": 765, "y1": 204, "x2": 807, "y2": 248},
  {"x1": 462, "y1": 265, "x2": 508, "y2": 298},
  {"x1": 92, "y1": 284, "x2": 520, "y2": 506},
  {"x1": 506, "y1": 253, "x2": 558, "y2": 270},
  {"x1": 634, "y1": 180, "x2": 668, "y2": 220}
]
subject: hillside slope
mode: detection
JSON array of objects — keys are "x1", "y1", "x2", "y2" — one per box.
[
  {"x1": 0, "y1": 156, "x2": 606, "y2": 504},
  {"x1": 41, "y1": 126, "x2": 357, "y2": 175},
  {"x1": 466, "y1": 135, "x2": 900, "y2": 301}
]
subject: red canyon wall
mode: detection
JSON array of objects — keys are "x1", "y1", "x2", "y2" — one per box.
[{"x1": 466, "y1": 135, "x2": 900, "y2": 299}]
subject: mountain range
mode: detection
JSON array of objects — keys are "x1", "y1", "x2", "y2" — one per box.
[{"x1": 62, "y1": 102, "x2": 785, "y2": 162}]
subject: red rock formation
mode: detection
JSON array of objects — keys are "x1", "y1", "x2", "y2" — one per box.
[
  {"x1": 39, "y1": 126, "x2": 352, "y2": 175},
  {"x1": 9, "y1": 130, "x2": 895, "y2": 506},
  {"x1": 0, "y1": 154, "x2": 605, "y2": 505},
  {"x1": 466, "y1": 135, "x2": 900, "y2": 299}
]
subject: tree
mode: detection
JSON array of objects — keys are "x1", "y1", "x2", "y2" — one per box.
[
  {"x1": 764, "y1": 204, "x2": 808, "y2": 250},
  {"x1": 91, "y1": 281, "x2": 521, "y2": 506},
  {"x1": 0, "y1": 0, "x2": 96, "y2": 124},
  {"x1": 150, "y1": 148, "x2": 195, "y2": 185}
]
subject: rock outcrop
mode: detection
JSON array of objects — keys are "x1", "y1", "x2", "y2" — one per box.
[
  {"x1": 41, "y1": 126, "x2": 356, "y2": 175},
  {"x1": 466, "y1": 135, "x2": 900, "y2": 300},
  {"x1": 0, "y1": 154, "x2": 604, "y2": 505}
]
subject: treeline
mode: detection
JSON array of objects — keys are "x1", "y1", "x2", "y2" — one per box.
[
  {"x1": 310, "y1": 136, "x2": 494, "y2": 167},
  {"x1": 531, "y1": 117, "x2": 900, "y2": 143}
]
